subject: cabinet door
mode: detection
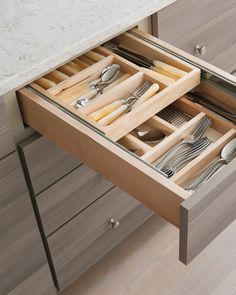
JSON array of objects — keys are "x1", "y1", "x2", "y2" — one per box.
[
  {"x1": 18, "y1": 133, "x2": 81, "y2": 195},
  {"x1": 0, "y1": 152, "x2": 56, "y2": 294},
  {"x1": 0, "y1": 97, "x2": 15, "y2": 159}
]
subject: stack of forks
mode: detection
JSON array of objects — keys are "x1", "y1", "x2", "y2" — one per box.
[{"x1": 155, "y1": 113, "x2": 212, "y2": 177}]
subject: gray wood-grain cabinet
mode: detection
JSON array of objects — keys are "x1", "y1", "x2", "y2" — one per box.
[
  {"x1": 18, "y1": 134, "x2": 81, "y2": 195},
  {"x1": 0, "y1": 152, "x2": 56, "y2": 294},
  {"x1": 36, "y1": 164, "x2": 113, "y2": 236},
  {"x1": 0, "y1": 97, "x2": 15, "y2": 159},
  {"x1": 158, "y1": 0, "x2": 236, "y2": 72},
  {"x1": 47, "y1": 187, "x2": 152, "y2": 290}
]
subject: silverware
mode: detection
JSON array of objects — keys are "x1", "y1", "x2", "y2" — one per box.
[
  {"x1": 158, "y1": 106, "x2": 191, "y2": 127},
  {"x1": 110, "y1": 45, "x2": 187, "y2": 79},
  {"x1": 155, "y1": 116, "x2": 212, "y2": 170},
  {"x1": 186, "y1": 91, "x2": 236, "y2": 124},
  {"x1": 97, "y1": 81, "x2": 153, "y2": 126},
  {"x1": 185, "y1": 138, "x2": 236, "y2": 190},
  {"x1": 162, "y1": 137, "x2": 212, "y2": 177},
  {"x1": 75, "y1": 64, "x2": 120, "y2": 108},
  {"x1": 134, "y1": 128, "x2": 166, "y2": 145}
]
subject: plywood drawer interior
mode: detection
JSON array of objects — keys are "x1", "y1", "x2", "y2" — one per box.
[
  {"x1": 17, "y1": 29, "x2": 236, "y2": 264},
  {"x1": 26, "y1": 31, "x2": 200, "y2": 141}
]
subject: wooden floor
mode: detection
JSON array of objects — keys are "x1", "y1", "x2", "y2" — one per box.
[{"x1": 62, "y1": 215, "x2": 236, "y2": 295}]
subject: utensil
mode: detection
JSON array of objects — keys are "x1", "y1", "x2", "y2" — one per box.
[
  {"x1": 186, "y1": 91, "x2": 236, "y2": 124},
  {"x1": 155, "y1": 116, "x2": 212, "y2": 170},
  {"x1": 111, "y1": 45, "x2": 187, "y2": 79},
  {"x1": 132, "y1": 83, "x2": 160, "y2": 108},
  {"x1": 97, "y1": 81, "x2": 153, "y2": 126},
  {"x1": 75, "y1": 64, "x2": 120, "y2": 108},
  {"x1": 158, "y1": 106, "x2": 191, "y2": 127},
  {"x1": 89, "y1": 81, "x2": 153, "y2": 123},
  {"x1": 162, "y1": 137, "x2": 212, "y2": 177},
  {"x1": 185, "y1": 138, "x2": 236, "y2": 190},
  {"x1": 134, "y1": 128, "x2": 166, "y2": 145}
]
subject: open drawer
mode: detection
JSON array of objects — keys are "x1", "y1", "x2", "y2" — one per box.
[{"x1": 17, "y1": 28, "x2": 236, "y2": 265}]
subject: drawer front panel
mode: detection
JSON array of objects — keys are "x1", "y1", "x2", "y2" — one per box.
[
  {"x1": 0, "y1": 152, "x2": 35, "y2": 252},
  {"x1": 180, "y1": 158, "x2": 236, "y2": 264},
  {"x1": 0, "y1": 152, "x2": 56, "y2": 294},
  {"x1": 51, "y1": 203, "x2": 152, "y2": 290},
  {"x1": 48, "y1": 187, "x2": 141, "y2": 289},
  {"x1": 37, "y1": 164, "x2": 113, "y2": 236},
  {"x1": 0, "y1": 97, "x2": 15, "y2": 159},
  {"x1": 175, "y1": 9, "x2": 236, "y2": 73},
  {"x1": 158, "y1": 0, "x2": 236, "y2": 45},
  {"x1": 8, "y1": 265, "x2": 56, "y2": 295},
  {"x1": 0, "y1": 229, "x2": 48, "y2": 295},
  {"x1": 18, "y1": 133, "x2": 81, "y2": 195}
]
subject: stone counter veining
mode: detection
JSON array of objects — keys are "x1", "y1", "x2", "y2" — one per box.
[{"x1": 0, "y1": 0, "x2": 175, "y2": 96}]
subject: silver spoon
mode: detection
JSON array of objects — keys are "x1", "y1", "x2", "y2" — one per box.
[
  {"x1": 76, "y1": 64, "x2": 120, "y2": 108},
  {"x1": 185, "y1": 138, "x2": 236, "y2": 190},
  {"x1": 135, "y1": 128, "x2": 166, "y2": 145}
]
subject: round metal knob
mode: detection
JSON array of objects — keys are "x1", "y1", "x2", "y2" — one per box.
[
  {"x1": 109, "y1": 218, "x2": 120, "y2": 229},
  {"x1": 194, "y1": 45, "x2": 206, "y2": 55}
]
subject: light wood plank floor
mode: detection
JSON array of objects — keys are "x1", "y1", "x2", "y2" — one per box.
[{"x1": 62, "y1": 215, "x2": 236, "y2": 295}]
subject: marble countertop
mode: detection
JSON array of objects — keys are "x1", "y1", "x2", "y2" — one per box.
[{"x1": 0, "y1": 0, "x2": 175, "y2": 96}]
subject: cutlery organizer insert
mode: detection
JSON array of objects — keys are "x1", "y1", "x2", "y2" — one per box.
[
  {"x1": 118, "y1": 94, "x2": 236, "y2": 191},
  {"x1": 28, "y1": 32, "x2": 200, "y2": 141}
]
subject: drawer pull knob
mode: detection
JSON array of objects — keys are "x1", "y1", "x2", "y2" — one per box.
[
  {"x1": 109, "y1": 218, "x2": 120, "y2": 229},
  {"x1": 194, "y1": 45, "x2": 206, "y2": 55}
]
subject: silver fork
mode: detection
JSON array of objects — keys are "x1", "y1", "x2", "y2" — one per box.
[
  {"x1": 158, "y1": 106, "x2": 191, "y2": 127},
  {"x1": 155, "y1": 116, "x2": 212, "y2": 170},
  {"x1": 162, "y1": 137, "x2": 212, "y2": 177},
  {"x1": 97, "y1": 81, "x2": 152, "y2": 126}
]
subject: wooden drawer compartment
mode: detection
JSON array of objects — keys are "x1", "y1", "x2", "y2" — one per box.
[
  {"x1": 47, "y1": 187, "x2": 143, "y2": 290},
  {"x1": 18, "y1": 133, "x2": 81, "y2": 195},
  {"x1": 36, "y1": 164, "x2": 113, "y2": 236},
  {"x1": 17, "y1": 28, "x2": 236, "y2": 265},
  {"x1": 25, "y1": 31, "x2": 200, "y2": 141}
]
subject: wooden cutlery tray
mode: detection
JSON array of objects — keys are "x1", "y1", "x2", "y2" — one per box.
[
  {"x1": 118, "y1": 94, "x2": 236, "y2": 189},
  {"x1": 17, "y1": 28, "x2": 236, "y2": 265},
  {"x1": 28, "y1": 32, "x2": 200, "y2": 141}
]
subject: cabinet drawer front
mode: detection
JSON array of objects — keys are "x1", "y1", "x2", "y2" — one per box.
[
  {"x1": 0, "y1": 152, "x2": 36, "y2": 252},
  {"x1": 175, "y1": 9, "x2": 236, "y2": 73},
  {"x1": 37, "y1": 164, "x2": 113, "y2": 236},
  {"x1": 18, "y1": 133, "x2": 81, "y2": 195},
  {"x1": 48, "y1": 194, "x2": 151, "y2": 290},
  {"x1": 8, "y1": 265, "x2": 56, "y2": 295},
  {"x1": 17, "y1": 28, "x2": 236, "y2": 265},
  {"x1": 0, "y1": 98, "x2": 15, "y2": 158},
  {"x1": 180, "y1": 158, "x2": 236, "y2": 264},
  {"x1": 158, "y1": 0, "x2": 236, "y2": 45},
  {"x1": 0, "y1": 229, "x2": 47, "y2": 294},
  {"x1": 48, "y1": 187, "x2": 139, "y2": 263}
]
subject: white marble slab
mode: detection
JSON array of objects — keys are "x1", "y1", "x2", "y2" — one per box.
[{"x1": 0, "y1": 0, "x2": 175, "y2": 96}]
